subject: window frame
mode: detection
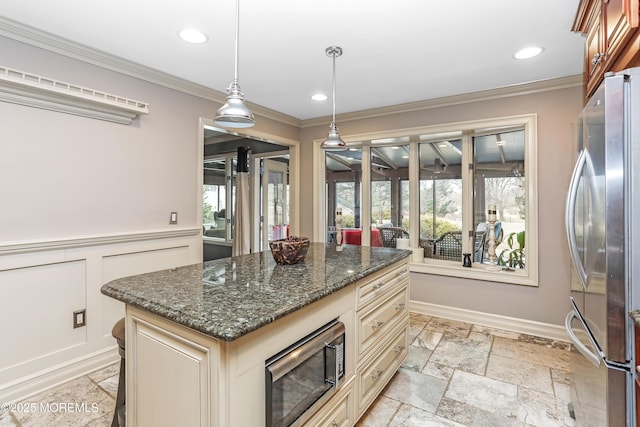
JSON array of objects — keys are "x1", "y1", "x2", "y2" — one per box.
[
  {"x1": 313, "y1": 114, "x2": 538, "y2": 287},
  {"x1": 203, "y1": 153, "x2": 235, "y2": 244}
]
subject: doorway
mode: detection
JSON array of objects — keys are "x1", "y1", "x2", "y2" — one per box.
[{"x1": 201, "y1": 123, "x2": 296, "y2": 261}]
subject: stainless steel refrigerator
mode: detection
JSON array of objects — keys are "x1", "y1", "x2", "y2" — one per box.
[{"x1": 565, "y1": 67, "x2": 640, "y2": 426}]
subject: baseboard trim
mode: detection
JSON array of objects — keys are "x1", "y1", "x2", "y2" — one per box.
[
  {"x1": 0, "y1": 347, "x2": 120, "y2": 403},
  {"x1": 410, "y1": 300, "x2": 569, "y2": 342}
]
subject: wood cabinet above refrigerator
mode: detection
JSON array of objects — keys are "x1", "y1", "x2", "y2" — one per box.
[{"x1": 573, "y1": 0, "x2": 639, "y2": 99}]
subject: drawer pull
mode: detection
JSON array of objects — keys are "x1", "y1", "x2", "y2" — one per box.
[
  {"x1": 372, "y1": 282, "x2": 384, "y2": 290},
  {"x1": 331, "y1": 422, "x2": 339, "y2": 427},
  {"x1": 370, "y1": 320, "x2": 385, "y2": 330},
  {"x1": 370, "y1": 368, "x2": 383, "y2": 380},
  {"x1": 394, "y1": 302, "x2": 406, "y2": 310},
  {"x1": 393, "y1": 345, "x2": 405, "y2": 354}
]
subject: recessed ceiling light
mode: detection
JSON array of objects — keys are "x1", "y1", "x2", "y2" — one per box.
[
  {"x1": 179, "y1": 28, "x2": 208, "y2": 44},
  {"x1": 514, "y1": 46, "x2": 544, "y2": 60},
  {"x1": 312, "y1": 93, "x2": 328, "y2": 101}
]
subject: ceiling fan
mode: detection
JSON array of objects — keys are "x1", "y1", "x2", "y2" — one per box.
[{"x1": 420, "y1": 158, "x2": 447, "y2": 174}]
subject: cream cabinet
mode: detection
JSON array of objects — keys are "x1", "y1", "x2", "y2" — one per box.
[
  {"x1": 303, "y1": 377, "x2": 356, "y2": 427},
  {"x1": 126, "y1": 309, "x2": 220, "y2": 427},
  {"x1": 354, "y1": 260, "x2": 410, "y2": 418},
  {"x1": 123, "y1": 258, "x2": 409, "y2": 427}
]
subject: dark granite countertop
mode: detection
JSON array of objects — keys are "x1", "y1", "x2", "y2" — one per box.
[{"x1": 101, "y1": 243, "x2": 410, "y2": 342}]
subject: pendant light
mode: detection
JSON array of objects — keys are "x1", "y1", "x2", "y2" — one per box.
[
  {"x1": 321, "y1": 46, "x2": 346, "y2": 150},
  {"x1": 215, "y1": 0, "x2": 255, "y2": 128}
]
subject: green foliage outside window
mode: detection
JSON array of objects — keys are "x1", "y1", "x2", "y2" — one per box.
[{"x1": 420, "y1": 215, "x2": 460, "y2": 239}]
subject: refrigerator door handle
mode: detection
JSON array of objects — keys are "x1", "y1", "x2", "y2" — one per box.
[
  {"x1": 565, "y1": 149, "x2": 588, "y2": 289},
  {"x1": 565, "y1": 310, "x2": 601, "y2": 368}
]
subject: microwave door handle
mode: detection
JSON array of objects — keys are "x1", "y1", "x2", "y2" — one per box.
[
  {"x1": 565, "y1": 149, "x2": 588, "y2": 289},
  {"x1": 324, "y1": 342, "x2": 340, "y2": 389},
  {"x1": 565, "y1": 310, "x2": 601, "y2": 368}
]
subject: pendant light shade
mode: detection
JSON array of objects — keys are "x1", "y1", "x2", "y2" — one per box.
[
  {"x1": 321, "y1": 46, "x2": 345, "y2": 151},
  {"x1": 215, "y1": 0, "x2": 255, "y2": 128}
]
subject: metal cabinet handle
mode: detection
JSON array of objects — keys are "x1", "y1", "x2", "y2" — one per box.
[
  {"x1": 370, "y1": 368, "x2": 383, "y2": 380},
  {"x1": 591, "y1": 52, "x2": 601, "y2": 65},
  {"x1": 372, "y1": 282, "x2": 384, "y2": 290},
  {"x1": 331, "y1": 422, "x2": 339, "y2": 427},
  {"x1": 370, "y1": 320, "x2": 384, "y2": 329},
  {"x1": 394, "y1": 302, "x2": 406, "y2": 311}
]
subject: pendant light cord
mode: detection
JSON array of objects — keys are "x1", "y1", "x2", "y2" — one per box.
[
  {"x1": 331, "y1": 51, "x2": 336, "y2": 124},
  {"x1": 234, "y1": 0, "x2": 240, "y2": 85}
]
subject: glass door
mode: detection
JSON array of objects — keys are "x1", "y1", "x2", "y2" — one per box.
[{"x1": 262, "y1": 159, "x2": 289, "y2": 247}]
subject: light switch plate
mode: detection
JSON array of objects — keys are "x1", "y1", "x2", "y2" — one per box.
[{"x1": 169, "y1": 211, "x2": 178, "y2": 224}]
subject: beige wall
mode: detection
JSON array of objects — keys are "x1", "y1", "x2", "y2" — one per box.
[{"x1": 299, "y1": 86, "x2": 584, "y2": 326}]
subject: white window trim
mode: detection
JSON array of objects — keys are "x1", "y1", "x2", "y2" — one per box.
[{"x1": 313, "y1": 114, "x2": 538, "y2": 287}]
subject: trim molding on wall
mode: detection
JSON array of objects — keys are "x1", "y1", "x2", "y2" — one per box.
[
  {"x1": 0, "y1": 227, "x2": 201, "y2": 255},
  {"x1": 301, "y1": 74, "x2": 583, "y2": 128},
  {"x1": 410, "y1": 300, "x2": 569, "y2": 343},
  {"x1": 0, "y1": 65, "x2": 149, "y2": 124},
  {"x1": 1, "y1": 347, "x2": 119, "y2": 404}
]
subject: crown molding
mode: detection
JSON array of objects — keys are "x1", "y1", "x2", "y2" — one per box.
[
  {"x1": 0, "y1": 17, "x2": 583, "y2": 130},
  {"x1": 300, "y1": 74, "x2": 584, "y2": 128},
  {"x1": 0, "y1": 16, "x2": 300, "y2": 127}
]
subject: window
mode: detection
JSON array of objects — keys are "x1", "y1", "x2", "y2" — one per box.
[{"x1": 317, "y1": 115, "x2": 538, "y2": 286}]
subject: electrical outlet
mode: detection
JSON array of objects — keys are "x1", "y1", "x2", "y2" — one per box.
[
  {"x1": 73, "y1": 309, "x2": 86, "y2": 328},
  {"x1": 169, "y1": 211, "x2": 178, "y2": 224}
]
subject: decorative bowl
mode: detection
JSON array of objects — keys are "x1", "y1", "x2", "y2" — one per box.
[{"x1": 269, "y1": 236, "x2": 310, "y2": 265}]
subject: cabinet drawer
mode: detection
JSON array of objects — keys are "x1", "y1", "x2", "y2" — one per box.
[
  {"x1": 357, "y1": 262, "x2": 408, "y2": 310},
  {"x1": 357, "y1": 326, "x2": 408, "y2": 414},
  {"x1": 357, "y1": 286, "x2": 408, "y2": 358},
  {"x1": 304, "y1": 377, "x2": 355, "y2": 427}
]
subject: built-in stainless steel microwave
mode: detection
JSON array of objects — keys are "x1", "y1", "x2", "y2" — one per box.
[{"x1": 265, "y1": 319, "x2": 345, "y2": 427}]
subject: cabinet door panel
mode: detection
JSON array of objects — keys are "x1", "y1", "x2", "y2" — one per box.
[{"x1": 604, "y1": 0, "x2": 639, "y2": 60}]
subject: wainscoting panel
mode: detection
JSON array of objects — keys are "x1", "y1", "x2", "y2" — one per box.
[
  {"x1": 101, "y1": 245, "x2": 192, "y2": 338},
  {"x1": 0, "y1": 229, "x2": 201, "y2": 403},
  {"x1": 0, "y1": 260, "x2": 86, "y2": 371}
]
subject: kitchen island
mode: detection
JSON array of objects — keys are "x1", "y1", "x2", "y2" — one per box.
[{"x1": 101, "y1": 243, "x2": 410, "y2": 427}]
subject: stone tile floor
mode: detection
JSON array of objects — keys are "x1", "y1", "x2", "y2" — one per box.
[
  {"x1": 1, "y1": 313, "x2": 575, "y2": 426},
  {"x1": 357, "y1": 313, "x2": 576, "y2": 427}
]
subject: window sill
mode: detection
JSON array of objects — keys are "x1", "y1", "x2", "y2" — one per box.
[{"x1": 410, "y1": 258, "x2": 537, "y2": 287}]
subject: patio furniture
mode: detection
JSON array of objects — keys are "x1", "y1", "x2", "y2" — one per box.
[
  {"x1": 432, "y1": 231, "x2": 463, "y2": 261},
  {"x1": 378, "y1": 226, "x2": 409, "y2": 248},
  {"x1": 340, "y1": 228, "x2": 383, "y2": 247}
]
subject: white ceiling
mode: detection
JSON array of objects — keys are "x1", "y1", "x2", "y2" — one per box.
[{"x1": 0, "y1": 0, "x2": 585, "y2": 120}]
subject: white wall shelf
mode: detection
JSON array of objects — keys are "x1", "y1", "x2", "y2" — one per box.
[{"x1": 0, "y1": 65, "x2": 149, "y2": 124}]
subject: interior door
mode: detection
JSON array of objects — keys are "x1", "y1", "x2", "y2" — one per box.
[{"x1": 262, "y1": 159, "x2": 289, "y2": 249}]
